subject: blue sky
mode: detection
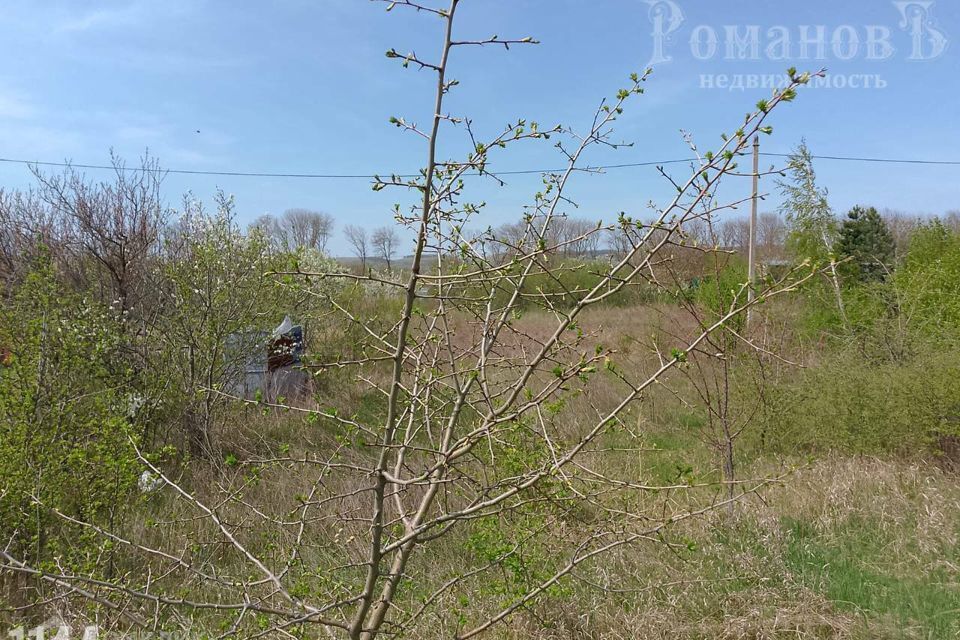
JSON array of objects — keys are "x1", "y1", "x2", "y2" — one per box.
[{"x1": 0, "y1": 0, "x2": 956, "y2": 254}]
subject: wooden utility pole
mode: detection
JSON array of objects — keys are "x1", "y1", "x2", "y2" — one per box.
[{"x1": 746, "y1": 135, "x2": 759, "y2": 326}]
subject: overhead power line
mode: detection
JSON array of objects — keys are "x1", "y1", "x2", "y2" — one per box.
[
  {"x1": 0, "y1": 152, "x2": 957, "y2": 181},
  {"x1": 0, "y1": 156, "x2": 693, "y2": 178},
  {"x1": 759, "y1": 153, "x2": 960, "y2": 167}
]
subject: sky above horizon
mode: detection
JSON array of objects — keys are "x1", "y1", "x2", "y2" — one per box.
[{"x1": 0, "y1": 0, "x2": 957, "y2": 254}]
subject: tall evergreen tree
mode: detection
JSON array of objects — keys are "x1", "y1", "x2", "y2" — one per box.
[{"x1": 836, "y1": 205, "x2": 896, "y2": 281}]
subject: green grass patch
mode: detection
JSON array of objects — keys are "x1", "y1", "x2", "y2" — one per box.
[{"x1": 783, "y1": 516, "x2": 960, "y2": 639}]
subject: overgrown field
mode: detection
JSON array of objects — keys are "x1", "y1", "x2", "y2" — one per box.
[
  {"x1": 2, "y1": 66, "x2": 960, "y2": 640},
  {"x1": 4, "y1": 283, "x2": 960, "y2": 638},
  {"x1": 218, "y1": 384, "x2": 960, "y2": 640}
]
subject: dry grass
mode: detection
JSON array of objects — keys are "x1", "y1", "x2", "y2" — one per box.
[
  {"x1": 424, "y1": 456, "x2": 959, "y2": 639},
  {"x1": 7, "y1": 296, "x2": 958, "y2": 639}
]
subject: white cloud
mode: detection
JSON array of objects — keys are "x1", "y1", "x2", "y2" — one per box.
[
  {"x1": 0, "y1": 93, "x2": 35, "y2": 119},
  {"x1": 53, "y1": 0, "x2": 198, "y2": 35},
  {"x1": 0, "y1": 87, "x2": 230, "y2": 171},
  {"x1": 56, "y1": 9, "x2": 125, "y2": 33},
  {"x1": 115, "y1": 125, "x2": 163, "y2": 141}
]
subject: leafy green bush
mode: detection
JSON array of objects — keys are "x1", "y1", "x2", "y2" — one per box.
[
  {"x1": 755, "y1": 344, "x2": 960, "y2": 455},
  {"x1": 145, "y1": 198, "x2": 310, "y2": 456},
  {"x1": 895, "y1": 219, "x2": 960, "y2": 337},
  {"x1": 690, "y1": 256, "x2": 748, "y2": 328},
  {"x1": 0, "y1": 257, "x2": 140, "y2": 575},
  {"x1": 758, "y1": 221, "x2": 960, "y2": 456}
]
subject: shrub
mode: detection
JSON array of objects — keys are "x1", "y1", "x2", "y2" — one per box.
[
  {"x1": 756, "y1": 344, "x2": 960, "y2": 455},
  {"x1": 0, "y1": 257, "x2": 140, "y2": 577},
  {"x1": 896, "y1": 219, "x2": 960, "y2": 337}
]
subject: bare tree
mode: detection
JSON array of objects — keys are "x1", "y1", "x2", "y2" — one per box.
[
  {"x1": 660, "y1": 218, "x2": 782, "y2": 505},
  {"x1": 945, "y1": 210, "x2": 960, "y2": 233},
  {"x1": 562, "y1": 217, "x2": 601, "y2": 257},
  {"x1": 344, "y1": 224, "x2": 370, "y2": 269},
  {"x1": 489, "y1": 220, "x2": 530, "y2": 264},
  {"x1": 880, "y1": 208, "x2": 921, "y2": 258},
  {"x1": 720, "y1": 216, "x2": 750, "y2": 254},
  {"x1": 0, "y1": 187, "x2": 63, "y2": 288},
  {"x1": 284, "y1": 208, "x2": 335, "y2": 253},
  {"x1": 682, "y1": 216, "x2": 711, "y2": 248},
  {"x1": 604, "y1": 224, "x2": 634, "y2": 258},
  {"x1": 0, "y1": 3, "x2": 822, "y2": 638},
  {"x1": 546, "y1": 215, "x2": 568, "y2": 254},
  {"x1": 757, "y1": 212, "x2": 787, "y2": 263},
  {"x1": 30, "y1": 153, "x2": 166, "y2": 318},
  {"x1": 371, "y1": 225, "x2": 400, "y2": 272},
  {"x1": 579, "y1": 220, "x2": 602, "y2": 257},
  {"x1": 256, "y1": 208, "x2": 335, "y2": 253},
  {"x1": 248, "y1": 213, "x2": 278, "y2": 237}
]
